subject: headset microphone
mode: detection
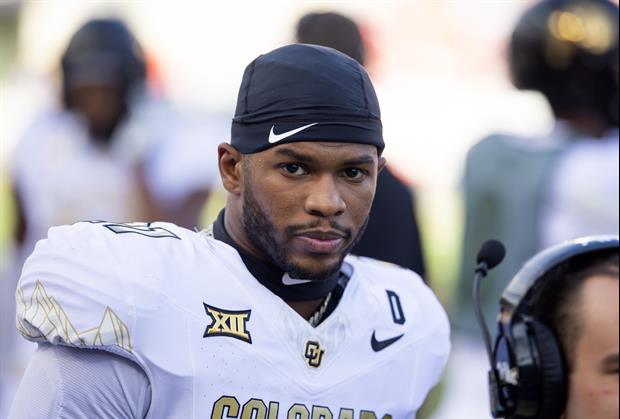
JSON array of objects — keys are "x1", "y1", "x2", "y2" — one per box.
[
  {"x1": 477, "y1": 235, "x2": 617, "y2": 419},
  {"x1": 473, "y1": 239, "x2": 507, "y2": 416},
  {"x1": 474, "y1": 240, "x2": 505, "y2": 361},
  {"x1": 477, "y1": 240, "x2": 506, "y2": 273}
]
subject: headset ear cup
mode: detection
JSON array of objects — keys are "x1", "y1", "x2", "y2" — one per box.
[{"x1": 528, "y1": 319, "x2": 567, "y2": 419}]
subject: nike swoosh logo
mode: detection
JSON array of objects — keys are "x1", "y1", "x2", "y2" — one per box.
[
  {"x1": 282, "y1": 273, "x2": 312, "y2": 286},
  {"x1": 371, "y1": 331, "x2": 404, "y2": 352},
  {"x1": 268, "y1": 123, "x2": 318, "y2": 144}
]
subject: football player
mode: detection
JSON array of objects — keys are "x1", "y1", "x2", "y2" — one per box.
[{"x1": 10, "y1": 44, "x2": 450, "y2": 418}]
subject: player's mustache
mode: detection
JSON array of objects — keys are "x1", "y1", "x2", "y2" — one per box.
[{"x1": 286, "y1": 220, "x2": 351, "y2": 240}]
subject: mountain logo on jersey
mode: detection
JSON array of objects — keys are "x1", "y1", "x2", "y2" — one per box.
[
  {"x1": 203, "y1": 303, "x2": 252, "y2": 344},
  {"x1": 16, "y1": 280, "x2": 132, "y2": 352},
  {"x1": 304, "y1": 340, "x2": 325, "y2": 368}
]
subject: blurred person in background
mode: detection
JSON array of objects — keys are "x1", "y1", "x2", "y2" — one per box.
[
  {"x1": 296, "y1": 11, "x2": 427, "y2": 278},
  {"x1": 457, "y1": 0, "x2": 619, "y2": 337},
  {"x1": 0, "y1": 17, "x2": 219, "y2": 414},
  {"x1": 11, "y1": 17, "x2": 219, "y2": 258},
  {"x1": 436, "y1": 0, "x2": 619, "y2": 417}
]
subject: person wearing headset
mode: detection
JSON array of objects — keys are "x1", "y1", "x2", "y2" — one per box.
[{"x1": 477, "y1": 236, "x2": 618, "y2": 419}]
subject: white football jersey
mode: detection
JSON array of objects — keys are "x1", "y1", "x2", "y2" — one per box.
[
  {"x1": 16, "y1": 221, "x2": 450, "y2": 419},
  {"x1": 541, "y1": 129, "x2": 619, "y2": 248},
  {"x1": 10, "y1": 111, "x2": 146, "y2": 258}
]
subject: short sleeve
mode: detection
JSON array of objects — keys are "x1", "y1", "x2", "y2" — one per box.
[{"x1": 15, "y1": 222, "x2": 147, "y2": 357}]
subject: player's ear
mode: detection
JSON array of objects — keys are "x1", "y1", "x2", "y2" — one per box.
[
  {"x1": 218, "y1": 143, "x2": 243, "y2": 195},
  {"x1": 378, "y1": 156, "x2": 387, "y2": 174}
]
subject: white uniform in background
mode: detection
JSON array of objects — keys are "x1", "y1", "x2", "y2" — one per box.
[
  {"x1": 541, "y1": 128, "x2": 620, "y2": 248},
  {"x1": 13, "y1": 221, "x2": 450, "y2": 418},
  {"x1": 11, "y1": 110, "x2": 147, "y2": 258},
  {"x1": 11, "y1": 98, "x2": 223, "y2": 259}
]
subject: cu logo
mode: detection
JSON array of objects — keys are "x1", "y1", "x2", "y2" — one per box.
[{"x1": 304, "y1": 341, "x2": 325, "y2": 368}]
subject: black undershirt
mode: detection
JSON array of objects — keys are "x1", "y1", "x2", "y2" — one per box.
[{"x1": 211, "y1": 210, "x2": 348, "y2": 321}]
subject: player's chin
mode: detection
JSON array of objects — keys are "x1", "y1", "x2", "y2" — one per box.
[{"x1": 289, "y1": 252, "x2": 345, "y2": 279}]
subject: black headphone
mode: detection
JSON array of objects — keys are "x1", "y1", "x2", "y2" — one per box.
[{"x1": 474, "y1": 235, "x2": 619, "y2": 419}]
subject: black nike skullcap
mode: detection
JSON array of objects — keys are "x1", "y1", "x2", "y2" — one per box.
[{"x1": 231, "y1": 44, "x2": 384, "y2": 154}]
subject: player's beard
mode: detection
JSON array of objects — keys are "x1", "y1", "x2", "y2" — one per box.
[{"x1": 242, "y1": 177, "x2": 368, "y2": 281}]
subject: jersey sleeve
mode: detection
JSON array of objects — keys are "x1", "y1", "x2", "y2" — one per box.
[
  {"x1": 9, "y1": 343, "x2": 151, "y2": 418},
  {"x1": 15, "y1": 221, "x2": 166, "y2": 358}
]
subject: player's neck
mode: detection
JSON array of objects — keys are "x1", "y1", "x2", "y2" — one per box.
[{"x1": 212, "y1": 210, "x2": 341, "y2": 303}]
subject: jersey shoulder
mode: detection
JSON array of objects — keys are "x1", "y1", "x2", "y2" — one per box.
[
  {"x1": 15, "y1": 220, "x2": 201, "y2": 354},
  {"x1": 346, "y1": 255, "x2": 450, "y2": 345}
]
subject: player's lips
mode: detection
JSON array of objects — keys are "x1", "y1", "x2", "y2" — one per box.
[{"x1": 293, "y1": 230, "x2": 347, "y2": 253}]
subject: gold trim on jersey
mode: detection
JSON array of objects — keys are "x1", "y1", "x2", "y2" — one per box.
[{"x1": 16, "y1": 280, "x2": 132, "y2": 352}]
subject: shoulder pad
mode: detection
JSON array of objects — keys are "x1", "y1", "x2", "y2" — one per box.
[
  {"x1": 347, "y1": 255, "x2": 450, "y2": 344},
  {"x1": 15, "y1": 221, "x2": 187, "y2": 353}
]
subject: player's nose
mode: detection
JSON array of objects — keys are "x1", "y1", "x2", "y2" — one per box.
[{"x1": 304, "y1": 175, "x2": 346, "y2": 218}]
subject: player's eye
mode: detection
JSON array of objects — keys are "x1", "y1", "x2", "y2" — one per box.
[
  {"x1": 341, "y1": 168, "x2": 366, "y2": 181},
  {"x1": 280, "y1": 163, "x2": 308, "y2": 176}
]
